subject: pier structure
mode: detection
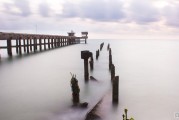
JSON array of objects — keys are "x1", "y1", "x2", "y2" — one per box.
[
  {"x1": 81, "y1": 32, "x2": 88, "y2": 44},
  {"x1": 0, "y1": 31, "x2": 88, "y2": 58}
]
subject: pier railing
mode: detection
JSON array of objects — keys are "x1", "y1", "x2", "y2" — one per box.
[{"x1": 0, "y1": 32, "x2": 87, "y2": 58}]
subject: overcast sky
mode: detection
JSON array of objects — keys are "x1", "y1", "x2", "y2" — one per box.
[{"x1": 0, "y1": 0, "x2": 179, "y2": 39}]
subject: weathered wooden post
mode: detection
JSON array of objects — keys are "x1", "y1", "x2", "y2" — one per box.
[
  {"x1": 109, "y1": 48, "x2": 112, "y2": 69},
  {"x1": 107, "y1": 43, "x2": 110, "y2": 51},
  {"x1": 100, "y1": 42, "x2": 104, "y2": 51},
  {"x1": 81, "y1": 50, "x2": 91, "y2": 81},
  {"x1": 96, "y1": 49, "x2": 100, "y2": 59},
  {"x1": 48, "y1": 38, "x2": 50, "y2": 49},
  {"x1": 33, "y1": 38, "x2": 36, "y2": 52},
  {"x1": 7, "y1": 37, "x2": 12, "y2": 56},
  {"x1": 71, "y1": 75, "x2": 80, "y2": 104},
  {"x1": 44, "y1": 38, "x2": 46, "y2": 50},
  {"x1": 30, "y1": 38, "x2": 32, "y2": 52},
  {"x1": 60, "y1": 38, "x2": 62, "y2": 46},
  {"x1": 23, "y1": 39, "x2": 26, "y2": 53},
  {"x1": 89, "y1": 52, "x2": 94, "y2": 70},
  {"x1": 112, "y1": 76, "x2": 119, "y2": 104},
  {"x1": 111, "y1": 64, "x2": 115, "y2": 80},
  {"x1": 26, "y1": 38, "x2": 29, "y2": 53},
  {"x1": 16, "y1": 39, "x2": 19, "y2": 54},
  {"x1": 57, "y1": 38, "x2": 60, "y2": 47},
  {"x1": 51, "y1": 38, "x2": 54, "y2": 48},
  {"x1": 19, "y1": 38, "x2": 22, "y2": 55},
  {"x1": 39, "y1": 38, "x2": 42, "y2": 51}
]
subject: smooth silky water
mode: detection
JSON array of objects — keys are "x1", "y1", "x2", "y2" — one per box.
[{"x1": 0, "y1": 39, "x2": 179, "y2": 120}]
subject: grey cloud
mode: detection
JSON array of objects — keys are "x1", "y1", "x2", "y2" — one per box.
[
  {"x1": 61, "y1": 0, "x2": 125, "y2": 21},
  {"x1": 39, "y1": 2, "x2": 51, "y2": 17},
  {"x1": 3, "y1": 0, "x2": 31, "y2": 17},
  {"x1": 14, "y1": 0, "x2": 31, "y2": 16},
  {"x1": 128, "y1": 0, "x2": 160, "y2": 24}
]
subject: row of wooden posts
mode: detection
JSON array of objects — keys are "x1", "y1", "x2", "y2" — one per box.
[
  {"x1": 71, "y1": 42, "x2": 119, "y2": 107},
  {"x1": 4, "y1": 37, "x2": 78, "y2": 57},
  {"x1": 107, "y1": 43, "x2": 119, "y2": 103}
]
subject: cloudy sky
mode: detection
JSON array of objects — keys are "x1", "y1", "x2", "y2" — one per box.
[{"x1": 0, "y1": 0, "x2": 179, "y2": 39}]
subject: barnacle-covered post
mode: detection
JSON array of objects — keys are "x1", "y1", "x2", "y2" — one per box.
[{"x1": 71, "y1": 75, "x2": 80, "y2": 104}]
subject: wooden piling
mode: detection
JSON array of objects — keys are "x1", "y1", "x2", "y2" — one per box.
[
  {"x1": 19, "y1": 38, "x2": 22, "y2": 55},
  {"x1": 30, "y1": 38, "x2": 32, "y2": 51},
  {"x1": 23, "y1": 39, "x2": 26, "y2": 53},
  {"x1": 71, "y1": 76, "x2": 80, "y2": 104},
  {"x1": 109, "y1": 48, "x2": 112, "y2": 69},
  {"x1": 89, "y1": 52, "x2": 94, "y2": 70},
  {"x1": 81, "y1": 50, "x2": 91, "y2": 81},
  {"x1": 48, "y1": 38, "x2": 50, "y2": 49},
  {"x1": 33, "y1": 38, "x2": 36, "y2": 52},
  {"x1": 16, "y1": 39, "x2": 19, "y2": 54},
  {"x1": 7, "y1": 37, "x2": 12, "y2": 56},
  {"x1": 27, "y1": 38, "x2": 29, "y2": 53},
  {"x1": 107, "y1": 43, "x2": 110, "y2": 51},
  {"x1": 51, "y1": 38, "x2": 54, "y2": 48},
  {"x1": 57, "y1": 38, "x2": 60, "y2": 47},
  {"x1": 100, "y1": 42, "x2": 104, "y2": 51},
  {"x1": 96, "y1": 49, "x2": 99, "y2": 59},
  {"x1": 39, "y1": 38, "x2": 42, "y2": 51},
  {"x1": 111, "y1": 64, "x2": 115, "y2": 80},
  {"x1": 112, "y1": 76, "x2": 119, "y2": 103},
  {"x1": 44, "y1": 38, "x2": 46, "y2": 50}
]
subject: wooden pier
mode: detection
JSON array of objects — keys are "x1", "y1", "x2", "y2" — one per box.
[{"x1": 0, "y1": 31, "x2": 88, "y2": 58}]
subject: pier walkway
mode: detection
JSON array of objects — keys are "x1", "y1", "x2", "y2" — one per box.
[{"x1": 0, "y1": 31, "x2": 88, "y2": 58}]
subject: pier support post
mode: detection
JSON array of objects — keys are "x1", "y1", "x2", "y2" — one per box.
[
  {"x1": 81, "y1": 50, "x2": 91, "y2": 81},
  {"x1": 33, "y1": 38, "x2": 37, "y2": 52},
  {"x1": 7, "y1": 37, "x2": 12, "y2": 56},
  {"x1": 39, "y1": 38, "x2": 42, "y2": 51},
  {"x1": 27, "y1": 38, "x2": 29, "y2": 53},
  {"x1": 19, "y1": 38, "x2": 22, "y2": 55},
  {"x1": 53, "y1": 38, "x2": 56, "y2": 47},
  {"x1": 30, "y1": 39, "x2": 32, "y2": 52},
  {"x1": 51, "y1": 38, "x2": 54, "y2": 48},
  {"x1": 44, "y1": 38, "x2": 46, "y2": 50},
  {"x1": 48, "y1": 38, "x2": 50, "y2": 49},
  {"x1": 113, "y1": 76, "x2": 119, "y2": 104},
  {"x1": 23, "y1": 39, "x2": 26, "y2": 53},
  {"x1": 57, "y1": 38, "x2": 60, "y2": 47},
  {"x1": 16, "y1": 39, "x2": 19, "y2": 54}
]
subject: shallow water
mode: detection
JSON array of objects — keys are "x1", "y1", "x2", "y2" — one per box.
[{"x1": 0, "y1": 39, "x2": 179, "y2": 120}]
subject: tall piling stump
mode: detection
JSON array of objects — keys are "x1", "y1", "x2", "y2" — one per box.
[
  {"x1": 113, "y1": 76, "x2": 119, "y2": 104},
  {"x1": 81, "y1": 50, "x2": 91, "y2": 81},
  {"x1": 71, "y1": 75, "x2": 80, "y2": 104}
]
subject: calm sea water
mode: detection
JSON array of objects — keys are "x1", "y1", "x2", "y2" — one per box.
[{"x1": 0, "y1": 39, "x2": 179, "y2": 120}]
